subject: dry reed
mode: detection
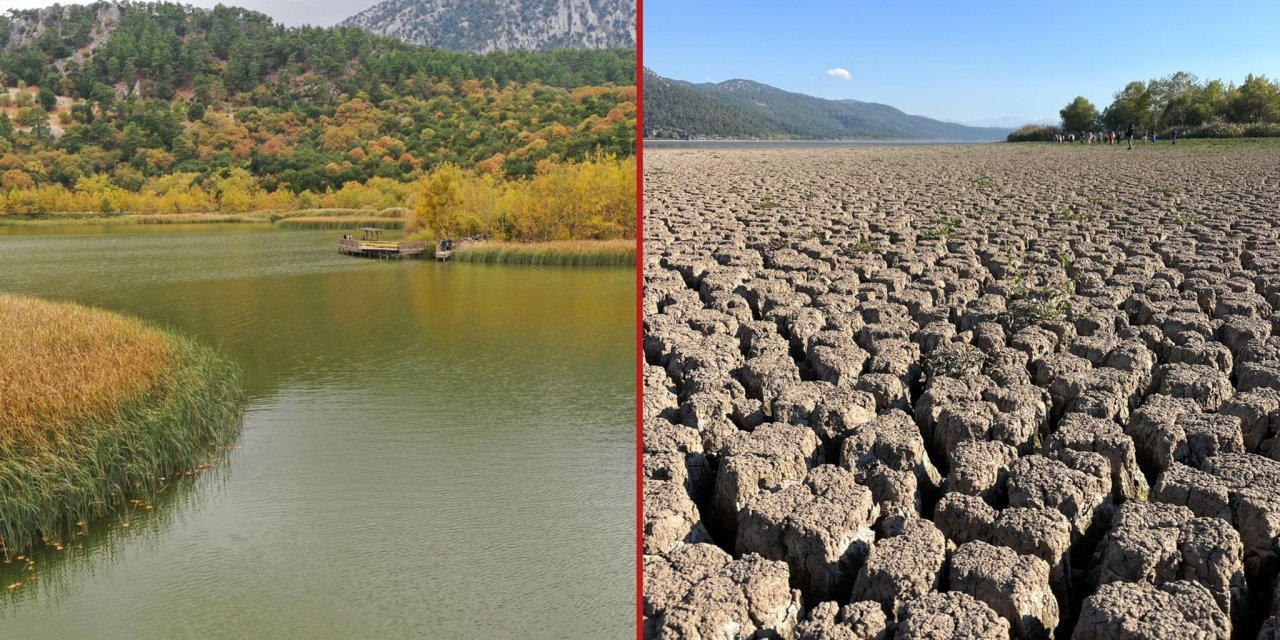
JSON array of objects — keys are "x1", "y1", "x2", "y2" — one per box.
[{"x1": 0, "y1": 295, "x2": 243, "y2": 553}]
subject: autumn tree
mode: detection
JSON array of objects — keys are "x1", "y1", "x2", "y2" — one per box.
[{"x1": 409, "y1": 163, "x2": 466, "y2": 240}]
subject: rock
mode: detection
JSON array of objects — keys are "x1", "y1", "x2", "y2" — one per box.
[
  {"x1": 643, "y1": 480, "x2": 712, "y2": 555},
  {"x1": 810, "y1": 385, "x2": 879, "y2": 460},
  {"x1": 1219, "y1": 388, "x2": 1280, "y2": 452},
  {"x1": 949, "y1": 540, "x2": 1059, "y2": 639},
  {"x1": 933, "y1": 492, "x2": 997, "y2": 546},
  {"x1": 648, "y1": 547, "x2": 804, "y2": 639},
  {"x1": 1094, "y1": 501, "x2": 1244, "y2": 617},
  {"x1": 853, "y1": 373, "x2": 910, "y2": 412},
  {"x1": 849, "y1": 517, "x2": 947, "y2": 618},
  {"x1": 1238, "y1": 361, "x2": 1280, "y2": 394},
  {"x1": 840, "y1": 410, "x2": 942, "y2": 516},
  {"x1": 741, "y1": 352, "x2": 804, "y2": 407},
  {"x1": 1073, "y1": 581, "x2": 1229, "y2": 640},
  {"x1": 736, "y1": 465, "x2": 878, "y2": 603},
  {"x1": 712, "y1": 423, "x2": 823, "y2": 537},
  {"x1": 1007, "y1": 454, "x2": 1112, "y2": 538},
  {"x1": 1151, "y1": 463, "x2": 1233, "y2": 522},
  {"x1": 643, "y1": 418, "x2": 713, "y2": 504},
  {"x1": 810, "y1": 343, "x2": 870, "y2": 386},
  {"x1": 1047, "y1": 412, "x2": 1150, "y2": 501},
  {"x1": 894, "y1": 591, "x2": 1010, "y2": 639},
  {"x1": 794, "y1": 601, "x2": 888, "y2": 640},
  {"x1": 1153, "y1": 363, "x2": 1235, "y2": 411},
  {"x1": 1126, "y1": 394, "x2": 1201, "y2": 476},
  {"x1": 929, "y1": 401, "x2": 998, "y2": 461},
  {"x1": 1177, "y1": 412, "x2": 1245, "y2": 468},
  {"x1": 944, "y1": 440, "x2": 1019, "y2": 503},
  {"x1": 1198, "y1": 454, "x2": 1280, "y2": 585}
]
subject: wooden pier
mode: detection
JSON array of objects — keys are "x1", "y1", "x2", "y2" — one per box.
[{"x1": 338, "y1": 228, "x2": 429, "y2": 259}]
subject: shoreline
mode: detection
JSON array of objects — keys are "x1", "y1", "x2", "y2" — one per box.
[{"x1": 0, "y1": 209, "x2": 406, "y2": 227}]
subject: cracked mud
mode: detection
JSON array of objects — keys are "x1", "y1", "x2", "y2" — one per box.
[{"x1": 642, "y1": 143, "x2": 1280, "y2": 639}]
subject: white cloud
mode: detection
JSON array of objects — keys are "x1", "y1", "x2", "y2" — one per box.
[{"x1": 825, "y1": 68, "x2": 852, "y2": 81}]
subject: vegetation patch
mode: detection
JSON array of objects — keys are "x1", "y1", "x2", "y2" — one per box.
[
  {"x1": 1053, "y1": 207, "x2": 1091, "y2": 223},
  {"x1": 0, "y1": 294, "x2": 243, "y2": 555},
  {"x1": 921, "y1": 216, "x2": 960, "y2": 239},
  {"x1": 275, "y1": 216, "x2": 404, "y2": 230},
  {"x1": 1171, "y1": 213, "x2": 1205, "y2": 226},
  {"x1": 841, "y1": 236, "x2": 877, "y2": 256},
  {"x1": 451, "y1": 240, "x2": 635, "y2": 267},
  {"x1": 1005, "y1": 277, "x2": 1078, "y2": 327},
  {"x1": 924, "y1": 343, "x2": 987, "y2": 379}
]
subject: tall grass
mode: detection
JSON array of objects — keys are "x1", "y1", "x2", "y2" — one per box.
[
  {"x1": 274, "y1": 216, "x2": 404, "y2": 230},
  {"x1": 0, "y1": 295, "x2": 244, "y2": 554},
  {"x1": 0, "y1": 208, "x2": 409, "y2": 226},
  {"x1": 451, "y1": 240, "x2": 636, "y2": 267}
]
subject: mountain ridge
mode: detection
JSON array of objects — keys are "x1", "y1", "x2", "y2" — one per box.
[
  {"x1": 339, "y1": 0, "x2": 636, "y2": 53},
  {"x1": 643, "y1": 69, "x2": 1010, "y2": 141}
]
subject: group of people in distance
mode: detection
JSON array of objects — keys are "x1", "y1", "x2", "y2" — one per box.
[{"x1": 1054, "y1": 125, "x2": 1180, "y2": 149}]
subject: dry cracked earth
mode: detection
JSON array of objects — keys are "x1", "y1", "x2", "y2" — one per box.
[{"x1": 642, "y1": 143, "x2": 1280, "y2": 639}]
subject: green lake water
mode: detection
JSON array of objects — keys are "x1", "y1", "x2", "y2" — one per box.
[{"x1": 0, "y1": 224, "x2": 636, "y2": 639}]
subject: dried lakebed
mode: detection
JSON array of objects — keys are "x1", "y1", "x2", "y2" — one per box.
[{"x1": 642, "y1": 143, "x2": 1280, "y2": 639}]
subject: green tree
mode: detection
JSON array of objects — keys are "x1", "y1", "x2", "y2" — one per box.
[
  {"x1": 1059, "y1": 96, "x2": 1099, "y2": 133},
  {"x1": 1228, "y1": 74, "x2": 1280, "y2": 123},
  {"x1": 1102, "y1": 81, "x2": 1152, "y2": 130},
  {"x1": 38, "y1": 86, "x2": 57, "y2": 112},
  {"x1": 1147, "y1": 71, "x2": 1198, "y2": 127}
]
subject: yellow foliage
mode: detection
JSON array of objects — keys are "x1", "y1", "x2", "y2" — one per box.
[{"x1": 406, "y1": 155, "x2": 635, "y2": 243}]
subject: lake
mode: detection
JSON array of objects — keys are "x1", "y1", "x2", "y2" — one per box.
[{"x1": 0, "y1": 224, "x2": 635, "y2": 638}]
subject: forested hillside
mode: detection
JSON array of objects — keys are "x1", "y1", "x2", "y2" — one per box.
[
  {"x1": 0, "y1": 2, "x2": 635, "y2": 219},
  {"x1": 642, "y1": 69, "x2": 778, "y2": 139},
  {"x1": 643, "y1": 69, "x2": 1007, "y2": 141}
]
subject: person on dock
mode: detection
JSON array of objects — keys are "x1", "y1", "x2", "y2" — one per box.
[{"x1": 1126, "y1": 123, "x2": 1135, "y2": 150}]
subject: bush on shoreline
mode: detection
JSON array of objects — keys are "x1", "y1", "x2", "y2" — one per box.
[
  {"x1": 1007, "y1": 124, "x2": 1062, "y2": 142},
  {"x1": 1179, "y1": 121, "x2": 1280, "y2": 138}
]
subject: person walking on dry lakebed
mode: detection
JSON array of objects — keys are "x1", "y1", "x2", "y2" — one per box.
[{"x1": 642, "y1": 141, "x2": 1280, "y2": 639}]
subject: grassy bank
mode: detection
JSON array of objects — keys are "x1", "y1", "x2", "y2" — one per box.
[
  {"x1": 274, "y1": 216, "x2": 404, "y2": 230},
  {"x1": 0, "y1": 208, "x2": 407, "y2": 227},
  {"x1": 450, "y1": 240, "x2": 636, "y2": 267},
  {"x1": 0, "y1": 294, "x2": 244, "y2": 554}
]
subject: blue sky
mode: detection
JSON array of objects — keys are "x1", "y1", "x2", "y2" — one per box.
[{"x1": 643, "y1": 1, "x2": 1280, "y2": 126}]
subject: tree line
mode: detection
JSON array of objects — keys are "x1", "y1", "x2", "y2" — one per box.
[
  {"x1": 408, "y1": 154, "x2": 635, "y2": 242},
  {"x1": 1010, "y1": 71, "x2": 1280, "y2": 141}
]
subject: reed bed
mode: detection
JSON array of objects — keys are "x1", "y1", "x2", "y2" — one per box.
[
  {"x1": 0, "y1": 294, "x2": 243, "y2": 553},
  {"x1": 274, "y1": 216, "x2": 405, "y2": 230},
  {"x1": 451, "y1": 240, "x2": 636, "y2": 267}
]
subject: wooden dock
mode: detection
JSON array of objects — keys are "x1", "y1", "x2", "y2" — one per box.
[{"x1": 338, "y1": 228, "x2": 429, "y2": 259}]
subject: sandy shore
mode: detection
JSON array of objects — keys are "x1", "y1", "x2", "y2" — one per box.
[{"x1": 642, "y1": 141, "x2": 1280, "y2": 638}]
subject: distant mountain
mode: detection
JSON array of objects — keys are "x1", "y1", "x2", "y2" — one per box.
[
  {"x1": 340, "y1": 0, "x2": 636, "y2": 53},
  {"x1": 644, "y1": 69, "x2": 1010, "y2": 141}
]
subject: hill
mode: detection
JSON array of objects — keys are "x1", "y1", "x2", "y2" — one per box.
[
  {"x1": 340, "y1": 0, "x2": 636, "y2": 53},
  {"x1": 0, "y1": 2, "x2": 634, "y2": 205},
  {"x1": 643, "y1": 69, "x2": 1008, "y2": 141}
]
